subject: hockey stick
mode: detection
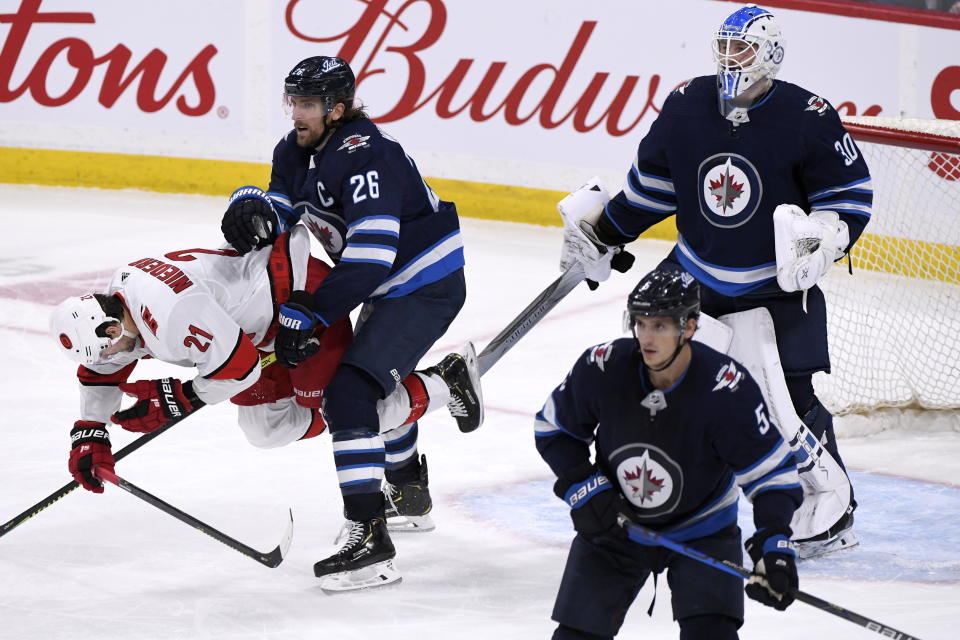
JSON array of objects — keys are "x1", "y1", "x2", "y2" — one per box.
[
  {"x1": 476, "y1": 251, "x2": 635, "y2": 376},
  {"x1": 1, "y1": 353, "x2": 278, "y2": 540},
  {"x1": 0, "y1": 413, "x2": 190, "y2": 539},
  {"x1": 618, "y1": 515, "x2": 924, "y2": 640},
  {"x1": 95, "y1": 467, "x2": 293, "y2": 568}
]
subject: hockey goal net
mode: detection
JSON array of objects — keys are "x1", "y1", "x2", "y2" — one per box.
[{"x1": 814, "y1": 116, "x2": 960, "y2": 421}]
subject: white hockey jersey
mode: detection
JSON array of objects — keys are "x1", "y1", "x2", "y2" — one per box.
[{"x1": 77, "y1": 227, "x2": 313, "y2": 423}]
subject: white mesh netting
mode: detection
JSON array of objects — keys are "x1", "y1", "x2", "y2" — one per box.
[{"x1": 814, "y1": 116, "x2": 960, "y2": 418}]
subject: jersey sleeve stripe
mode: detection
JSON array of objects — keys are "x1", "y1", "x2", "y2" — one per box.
[
  {"x1": 203, "y1": 329, "x2": 260, "y2": 381},
  {"x1": 349, "y1": 227, "x2": 400, "y2": 239},
  {"x1": 632, "y1": 164, "x2": 676, "y2": 195},
  {"x1": 807, "y1": 177, "x2": 872, "y2": 201},
  {"x1": 77, "y1": 361, "x2": 138, "y2": 386},
  {"x1": 809, "y1": 200, "x2": 872, "y2": 218},
  {"x1": 369, "y1": 231, "x2": 463, "y2": 298},
  {"x1": 624, "y1": 181, "x2": 679, "y2": 213},
  {"x1": 266, "y1": 191, "x2": 294, "y2": 211},
  {"x1": 347, "y1": 215, "x2": 401, "y2": 235},
  {"x1": 734, "y1": 439, "x2": 793, "y2": 483}
]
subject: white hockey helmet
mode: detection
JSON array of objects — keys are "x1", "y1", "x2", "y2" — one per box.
[
  {"x1": 49, "y1": 294, "x2": 120, "y2": 365},
  {"x1": 713, "y1": 4, "x2": 784, "y2": 115}
]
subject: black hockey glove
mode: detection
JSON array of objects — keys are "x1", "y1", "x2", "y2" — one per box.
[
  {"x1": 554, "y1": 463, "x2": 629, "y2": 537},
  {"x1": 221, "y1": 186, "x2": 277, "y2": 254},
  {"x1": 275, "y1": 290, "x2": 324, "y2": 369},
  {"x1": 745, "y1": 525, "x2": 798, "y2": 610}
]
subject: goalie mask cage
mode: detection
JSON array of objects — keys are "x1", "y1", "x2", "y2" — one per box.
[{"x1": 814, "y1": 116, "x2": 960, "y2": 417}]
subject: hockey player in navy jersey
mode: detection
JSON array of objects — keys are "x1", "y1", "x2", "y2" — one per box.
[
  {"x1": 560, "y1": 4, "x2": 869, "y2": 558},
  {"x1": 536, "y1": 269, "x2": 803, "y2": 640},
  {"x1": 218, "y1": 56, "x2": 470, "y2": 590}
]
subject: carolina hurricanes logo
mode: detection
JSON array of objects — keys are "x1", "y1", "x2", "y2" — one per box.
[{"x1": 698, "y1": 153, "x2": 763, "y2": 228}]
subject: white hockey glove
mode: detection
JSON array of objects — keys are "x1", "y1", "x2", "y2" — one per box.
[
  {"x1": 559, "y1": 177, "x2": 614, "y2": 284},
  {"x1": 772, "y1": 204, "x2": 849, "y2": 293}
]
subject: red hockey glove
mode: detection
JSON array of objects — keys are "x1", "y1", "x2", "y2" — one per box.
[
  {"x1": 69, "y1": 421, "x2": 115, "y2": 493},
  {"x1": 111, "y1": 378, "x2": 204, "y2": 433}
]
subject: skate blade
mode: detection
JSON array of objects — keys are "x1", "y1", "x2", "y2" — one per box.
[
  {"x1": 319, "y1": 559, "x2": 402, "y2": 594},
  {"x1": 386, "y1": 513, "x2": 436, "y2": 533},
  {"x1": 797, "y1": 529, "x2": 860, "y2": 560}
]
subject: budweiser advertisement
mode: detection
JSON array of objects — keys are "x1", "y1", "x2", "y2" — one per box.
[{"x1": 2, "y1": 0, "x2": 957, "y2": 188}]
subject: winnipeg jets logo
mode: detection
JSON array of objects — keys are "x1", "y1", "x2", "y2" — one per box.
[
  {"x1": 622, "y1": 452, "x2": 667, "y2": 506},
  {"x1": 805, "y1": 95, "x2": 830, "y2": 116},
  {"x1": 587, "y1": 341, "x2": 614, "y2": 371},
  {"x1": 712, "y1": 361, "x2": 743, "y2": 392},
  {"x1": 337, "y1": 134, "x2": 371, "y2": 153},
  {"x1": 615, "y1": 448, "x2": 679, "y2": 511},
  {"x1": 707, "y1": 158, "x2": 750, "y2": 215},
  {"x1": 302, "y1": 213, "x2": 344, "y2": 255},
  {"x1": 698, "y1": 153, "x2": 762, "y2": 229},
  {"x1": 321, "y1": 58, "x2": 343, "y2": 73}
]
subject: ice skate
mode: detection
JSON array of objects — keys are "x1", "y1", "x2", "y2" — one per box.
[
  {"x1": 314, "y1": 517, "x2": 401, "y2": 593},
  {"x1": 425, "y1": 341, "x2": 484, "y2": 433},
  {"x1": 384, "y1": 454, "x2": 436, "y2": 532},
  {"x1": 794, "y1": 505, "x2": 859, "y2": 560}
]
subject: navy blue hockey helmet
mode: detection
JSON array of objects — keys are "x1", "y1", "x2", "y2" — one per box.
[
  {"x1": 626, "y1": 269, "x2": 700, "y2": 332},
  {"x1": 284, "y1": 56, "x2": 355, "y2": 113}
]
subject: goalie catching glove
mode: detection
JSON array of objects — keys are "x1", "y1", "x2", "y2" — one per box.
[
  {"x1": 69, "y1": 421, "x2": 115, "y2": 493},
  {"x1": 559, "y1": 177, "x2": 619, "y2": 288},
  {"x1": 744, "y1": 525, "x2": 798, "y2": 610},
  {"x1": 222, "y1": 186, "x2": 277, "y2": 254},
  {"x1": 773, "y1": 204, "x2": 849, "y2": 293},
  {"x1": 111, "y1": 378, "x2": 204, "y2": 433}
]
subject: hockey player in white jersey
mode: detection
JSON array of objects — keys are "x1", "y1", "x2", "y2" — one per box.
[{"x1": 49, "y1": 226, "x2": 482, "y2": 574}]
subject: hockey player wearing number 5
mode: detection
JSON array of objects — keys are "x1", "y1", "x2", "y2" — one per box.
[
  {"x1": 560, "y1": 4, "x2": 870, "y2": 558},
  {"x1": 48, "y1": 226, "x2": 480, "y2": 581},
  {"x1": 218, "y1": 56, "x2": 469, "y2": 590},
  {"x1": 536, "y1": 269, "x2": 803, "y2": 640}
]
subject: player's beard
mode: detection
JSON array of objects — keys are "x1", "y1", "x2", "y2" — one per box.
[{"x1": 295, "y1": 117, "x2": 328, "y2": 149}]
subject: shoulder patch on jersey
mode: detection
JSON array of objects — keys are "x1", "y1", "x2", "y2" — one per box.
[
  {"x1": 337, "y1": 133, "x2": 371, "y2": 153},
  {"x1": 804, "y1": 95, "x2": 831, "y2": 116},
  {"x1": 712, "y1": 360, "x2": 744, "y2": 392},
  {"x1": 674, "y1": 78, "x2": 694, "y2": 95},
  {"x1": 587, "y1": 341, "x2": 615, "y2": 371}
]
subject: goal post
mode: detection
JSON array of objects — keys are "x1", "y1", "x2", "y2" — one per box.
[{"x1": 814, "y1": 116, "x2": 959, "y2": 420}]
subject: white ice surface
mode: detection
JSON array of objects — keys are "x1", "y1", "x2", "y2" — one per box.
[{"x1": 0, "y1": 185, "x2": 957, "y2": 639}]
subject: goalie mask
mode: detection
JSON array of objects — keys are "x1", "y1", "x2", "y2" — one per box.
[
  {"x1": 282, "y1": 56, "x2": 356, "y2": 119},
  {"x1": 49, "y1": 294, "x2": 122, "y2": 365},
  {"x1": 713, "y1": 4, "x2": 784, "y2": 120}
]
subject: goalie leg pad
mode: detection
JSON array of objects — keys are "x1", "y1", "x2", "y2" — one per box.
[{"x1": 716, "y1": 308, "x2": 852, "y2": 540}]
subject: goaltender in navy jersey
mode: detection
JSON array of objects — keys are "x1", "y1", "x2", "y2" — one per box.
[
  {"x1": 536, "y1": 338, "x2": 802, "y2": 539},
  {"x1": 599, "y1": 76, "x2": 872, "y2": 297},
  {"x1": 263, "y1": 117, "x2": 464, "y2": 326}
]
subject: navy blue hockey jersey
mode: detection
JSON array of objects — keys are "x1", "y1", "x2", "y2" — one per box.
[
  {"x1": 264, "y1": 118, "x2": 464, "y2": 326},
  {"x1": 599, "y1": 76, "x2": 872, "y2": 297},
  {"x1": 535, "y1": 339, "x2": 802, "y2": 540}
]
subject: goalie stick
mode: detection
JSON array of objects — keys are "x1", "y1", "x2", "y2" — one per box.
[
  {"x1": 618, "y1": 515, "x2": 924, "y2": 640},
  {"x1": 95, "y1": 467, "x2": 293, "y2": 569},
  {"x1": 476, "y1": 250, "x2": 635, "y2": 377},
  {"x1": 1, "y1": 353, "x2": 279, "y2": 540}
]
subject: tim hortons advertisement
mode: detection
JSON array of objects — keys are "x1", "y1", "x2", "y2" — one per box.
[{"x1": 1, "y1": 0, "x2": 957, "y2": 188}]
